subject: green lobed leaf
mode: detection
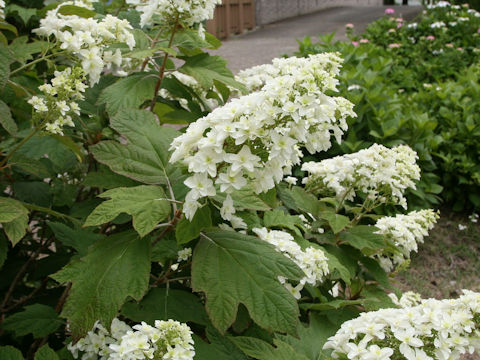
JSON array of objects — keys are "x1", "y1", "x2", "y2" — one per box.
[
  {"x1": 320, "y1": 212, "x2": 350, "y2": 234},
  {"x1": 264, "y1": 210, "x2": 305, "y2": 236},
  {"x1": 0, "y1": 197, "x2": 28, "y2": 223},
  {"x1": 0, "y1": 346, "x2": 24, "y2": 360},
  {"x1": 34, "y1": 345, "x2": 59, "y2": 360},
  {"x1": 278, "y1": 185, "x2": 324, "y2": 217},
  {"x1": 85, "y1": 185, "x2": 170, "y2": 237},
  {"x1": 52, "y1": 231, "x2": 151, "y2": 338},
  {"x1": 6, "y1": 5, "x2": 37, "y2": 25},
  {"x1": 179, "y1": 53, "x2": 246, "y2": 92},
  {"x1": 9, "y1": 37, "x2": 49, "y2": 64},
  {"x1": 276, "y1": 313, "x2": 339, "y2": 360},
  {"x1": 122, "y1": 288, "x2": 209, "y2": 326},
  {"x1": 192, "y1": 230, "x2": 303, "y2": 335},
  {"x1": 214, "y1": 186, "x2": 271, "y2": 211},
  {"x1": 339, "y1": 225, "x2": 385, "y2": 254},
  {"x1": 321, "y1": 247, "x2": 353, "y2": 285},
  {"x1": 176, "y1": 205, "x2": 211, "y2": 244},
  {"x1": 91, "y1": 109, "x2": 180, "y2": 185},
  {"x1": 57, "y1": 5, "x2": 96, "y2": 18},
  {"x1": 3, "y1": 212, "x2": 29, "y2": 246},
  {"x1": 231, "y1": 337, "x2": 310, "y2": 360},
  {"x1": 97, "y1": 73, "x2": 157, "y2": 114},
  {"x1": 0, "y1": 198, "x2": 29, "y2": 246},
  {"x1": 0, "y1": 99, "x2": 16, "y2": 136},
  {"x1": 2, "y1": 304, "x2": 63, "y2": 338},
  {"x1": 359, "y1": 257, "x2": 393, "y2": 290}
]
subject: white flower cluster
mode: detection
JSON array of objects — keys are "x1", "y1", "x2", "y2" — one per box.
[
  {"x1": 126, "y1": 0, "x2": 221, "y2": 27},
  {"x1": 301, "y1": 144, "x2": 421, "y2": 209},
  {"x1": 389, "y1": 291, "x2": 423, "y2": 308},
  {"x1": 68, "y1": 318, "x2": 195, "y2": 360},
  {"x1": 34, "y1": 2, "x2": 135, "y2": 85},
  {"x1": 372, "y1": 209, "x2": 439, "y2": 272},
  {"x1": 235, "y1": 53, "x2": 344, "y2": 93},
  {"x1": 169, "y1": 54, "x2": 355, "y2": 220},
  {"x1": 324, "y1": 290, "x2": 480, "y2": 360},
  {"x1": 252, "y1": 227, "x2": 329, "y2": 299},
  {"x1": 0, "y1": 0, "x2": 5, "y2": 19},
  {"x1": 28, "y1": 67, "x2": 87, "y2": 135}
]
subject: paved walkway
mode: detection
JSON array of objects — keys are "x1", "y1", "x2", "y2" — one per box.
[{"x1": 210, "y1": 5, "x2": 423, "y2": 73}]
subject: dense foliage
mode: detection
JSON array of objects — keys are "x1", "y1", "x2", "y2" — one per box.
[
  {"x1": 295, "y1": 1, "x2": 480, "y2": 211},
  {"x1": 0, "y1": 1, "x2": 478, "y2": 360}
]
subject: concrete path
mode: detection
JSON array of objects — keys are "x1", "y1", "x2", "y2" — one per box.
[{"x1": 210, "y1": 5, "x2": 423, "y2": 73}]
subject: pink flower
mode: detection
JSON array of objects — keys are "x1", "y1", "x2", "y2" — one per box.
[
  {"x1": 352, "y1": 41, "x2": 359, "y2": 46},
  {"x1": 388, "y1": 28, "x2": 396, "y2": 33},
  {"x1": 397, "y1": 23, "x2": 403, "y2": 28},
  {"x1": 396, "y1": 17, "x2": 404, "y2": 22},
  {"x1": 388, "y1": 43, "x2": 401, "y2": 48},
  {"x1": 385, "y1": 8, "x2": 395, "y2": 14},
  {"x1": 359, "y1": 38, "x2": 369, "y2": 43},
  {"x1": 445, "y1": 43, "x2": 454, "y2": 48},
  {"x1": 477, "y1": 28, "x2": 480, "y2": 33},
  {"x1": 345, "y1": 23, "x2": 354, "y2": 29},
  {"x1": 426, "y1": 35, "x2": 435, "y2": 41}
]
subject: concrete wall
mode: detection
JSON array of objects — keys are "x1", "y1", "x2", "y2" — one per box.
[{"x1": 255, "y1": 0, "x2": 384, "y2": 26}]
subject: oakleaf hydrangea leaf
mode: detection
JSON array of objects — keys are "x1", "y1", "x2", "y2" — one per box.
[
  {"x1": 52, "y1": 231, "x2": 150, "y2": 338},
  {"x1": 192, "y1": 230, "x2": 303, "y2": 335},
  {"x1": 91, "y1": 109, "x2": 180, "y2": 185},
  {"x1": 84, "y1": 185, "x2": 170, "y2": 237}
]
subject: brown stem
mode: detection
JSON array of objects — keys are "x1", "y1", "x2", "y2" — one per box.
[
  {"x1": 1, "y1": 278, "x2": 48, "y2": 313},
  {"x1": 149, "y1": 18, "x2": 179, "y2": 112},
  {"x1": 55, "y1": 282, "x2": 72, "y2": 313},
  {"x1": 151, "y1": 209, "x2": 183, "y2": 247},
  {"x1": 141, "y1": 28, "x2": 164, "y2": 72}
]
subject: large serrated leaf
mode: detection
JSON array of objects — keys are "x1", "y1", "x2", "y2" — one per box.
[
  {"x1": 192, "y1": 230, "x2": 303, "y2": 335},
  {"x1": 320, "y1": 211, "x2": 350, "y2": 234},
  {"x1": 91, "y1": 109, "x2": 180, "y2": 185},
  {"x1": 0, "y1": 198, "x2": 27, "y2": 223},
  {"x1": 214, "y1": 186, "x2": 271, "y2": 211},
  {"x1": 340, "y1": 225, "x2": 385, "y2": 254},
  {"x1": 179, "y1": 53, "x2": 246, "y2": 92},
  {"x1": 52, "y1": 231, "x2": 150, "y2": 338},
  {"x1": 85, "y1": 185, "x2": 170, "y2": 237},
  {"x1": 264, "y1": 210, "x2": 305, "y2": 235},
  {"x1": 97, "y1": 73, "x2": 157, "y2": 114},
  {"x1": 57, "y1": 4, "x2": 96, "y2": 18},
  {"x1": 0, "y1": 100, "x2": 16, "y2": 136},
  {"x1": 0, "y1": 198, "x2": 29, "y2": 246},
  {"x1": 2, "y1": 304, "x2": 63, "y2": 338}
]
